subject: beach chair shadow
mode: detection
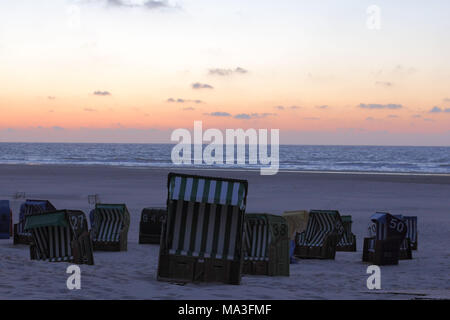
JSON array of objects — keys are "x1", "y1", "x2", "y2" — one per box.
[
  {"x1": 294, "y1": 210, "x2": 345, "y2": 259},
  {"x1": 243, "y1": 213, "x2": 290, "y2": 276},
  {"x1": 25, "y1": 210, "x2": 94, "y2": 265},
  {"x1": 91, "y1": 203, "x2": 130, "y2": 251},
  {"x1": 14, "y1": 199, "x2": 56, "y2": 245},
  {"x1": 139, "y1": 208, "x2": 166, "y2": 244},
  {"x1": 157, "y1": 172, "x2": 248, "y2": 285}
]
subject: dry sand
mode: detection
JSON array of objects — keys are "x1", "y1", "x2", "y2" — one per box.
[{"x1": 0, "y1": 164, "x2": 449, "y2": 299}]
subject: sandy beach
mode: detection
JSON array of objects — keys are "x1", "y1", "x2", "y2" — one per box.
[{"x1": 0, "y1": 164, "x2": 449, "y2": 300}]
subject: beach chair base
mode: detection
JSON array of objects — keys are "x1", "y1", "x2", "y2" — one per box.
[
  {"x1": 138, "y1": 234, "x2": 161, "y2": 245},
  {"x1": 92, "y1": 241, "x2": 124, "y2": 252},
  {"x1": 336, "y1": 235, "x2": 357, "y2": 252},
  {"x1": 294, "y1": 235, "x2": 338, "y2": 259},
  {"x1": 72, "y1": 232, "x2": 95, "y2": 265},
  {"x1": 158, "y1": 254, "x2": 242, "y2": 285},
  {"x1": 362, "y1": 238, "x2": 401, "y2": 265},
  {"x1": 13, "y1": 224, "x2": 32, "y2": 245}
]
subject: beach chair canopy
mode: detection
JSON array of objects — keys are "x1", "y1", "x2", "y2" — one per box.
[
  {"x1": 282, "y1": 210, "x2": 309, "y2": 241},
  {"x1": 0, "y1": 200, "x2": 11, "y2": 236},
  {"x1": 24, "y1": 210, "x2": 88, "y2": 262},
  {"x1": 368, "y1": 212, "x2": 407, "y2": 241},
  {"x1": 92, "y1": 204, "x2": 130, "y2": 243},
  {"x1": 337, "y1": 215, "x2": 355, "y2": 247},
  {"x1": 403, "y1": 216, "x2": 418, "y2": 245},
  {"x1": 19, "y1": 200, "x2": 56, "y2": 221},
  {"x1": 299, "y1": 210, "x2": 344, "y2": 246},
  {"x1": 165, "y1": 173, "x2": 248, "y2": 261}
]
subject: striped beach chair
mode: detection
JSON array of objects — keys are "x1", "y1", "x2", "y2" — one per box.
[
  {"x1": 362, "y1": 212, "x2": 408, "y2": 265},
  {"x1": 14, "y1": 200, "x2": 56, "y2": 245},
  {"x1": 404, "y1": 216, "x2": 418, "y2": 250},
  {"x1": 336, "y1": 215, "x2": 357, "y2": 252},
  {"x1": 158, "y1": 173, "x2": 248, "y2": 285},
  {"x1": 282, "y1": 210, "x2": 309, "y2": 263},
  {"x1": 139, "y1": 208, "x2": 166, "y2": 244},
  {"x1": 91, "y1": 204, "x2": 130, "y2": 251},
  {"x1": 0, "y1": 200, "x2": 13, "y2": 239},
  {"x1": 294, "y1": 210, "x2": 345, "y2": 259},
  {"x1": 25, "y1": 210, "x2": 94, "y2": 265},
  {"x1": 243, "y1": 214, "x2": 289, "y2": 276}
]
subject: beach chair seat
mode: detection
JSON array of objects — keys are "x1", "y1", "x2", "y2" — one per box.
[
  {"x1": 139, "y1": 208, "x2": 166, "y2": 244},
  {"x1": 404, "y1": 216, "x2": 418, "y2": 250},
  {"x1": 0, "y1": 200, "x2": 13, "y2": 239},
  {"x1": 158, "y1": 173, "x2": 248, "y2": 285},
  {"x1": 294, "y1": 210, "x2": 345, "y2": 259},
  {"x1": 336, "y1": 215, "x2": 357, "y2": 252},
  {"x1": 282, "y1": 210, "x2": 309, "y2": 263},
  {"x1": 243, "y1": 214, "x2": 289, "y2": 276},
  {"x1": 25, "y1": 210, "x2": 94, "y2": 265},
  {"x1": 14, "y1": 200, "x2": 56, "y2": 245},
  {"x1": 362, "y1": 212, "x2": 408, "y2": 265},
  {"x1": 91, "y1": 204, "x2": 130, "y2": 251}
]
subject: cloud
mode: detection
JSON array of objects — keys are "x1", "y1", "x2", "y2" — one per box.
[
  {"x1": 316, "y1": 105, "x2": 329, "y2": 109},
  {"x1": 358, "y1": 103, "x2": 403, "y2": 110},
  {"x1": 192, "y1": 82, "x2": 214, "y2": 90},
  {"x1": 274, "y1": 106, "x2": 285, "y2": 110},
  {"x1": 167, "y1": 98, "x2": 203, "y2": 104},
  {"x1": 208, "y1": 67, "x2": 248, "y2": 76},
  {"x1": 303, "y1": 117, "x2": 319, "y2": 120},
  {"x1": 412, "y1": 114, "x2": 422, "y2": 118},
  {"x1": 183, "y1": 107, "x2": 195, "y2": 111},
  {"x1": 205, "y1": 112, "x2": 231, "y2": 117},
  {"x1": 274, "y1": 105, "x2": 300, "y2": 110},
  {"x1": 393, "y1": 65, "x2": 416, "y2": 75},
  {"x1": 290, "y1": 106, "x2": 300, "y2": 110},
  {"x1": 429, "y1": 106, "x2": 450, "y2": 113},
  {"x1": 387, "y1": 114, "x2": 399, "y2": 118},
  {"x1": 52, "y1": 126, "x2": 65, "y2": 131},
  {"x1": 234, "y1": 113, "x2": 276, "y2": 120},
  {"x1": 444, "y1": 98, "x2": 450, "y2": 103},
  {"x1": 366, "y1": 117, "x2": 375, "y2": 121},
  {"x1": 93, "y1": 91, "x2": 111, "y2": 96},
  {"x1": 103, "y1": 0, "x2": 175, "y2": 10},
  {"x1": 84, "y1": 108, "x2": 97, "y2": 112},
  {"x1": 47, "y1": 96, "x2": 56, "y2": 100},
  {"x1": 375, "y1": 81, "x2": 393, "y2": 87}
]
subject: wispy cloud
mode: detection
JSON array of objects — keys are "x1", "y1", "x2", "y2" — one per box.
[
  {"x1": 84, "y1": 108, "x2": 97, "y2": 112},
  {"x1": 101, "y1": 0, "x2": 176, "y2": 10},
  {"x1": 303, "y1": 117, "x2": 319, "y2": 120},
  {"x1": 274, "y1": 105, "x2": 300, "y2": 110},
  {"x1": 192, "y1": 82, "x2": 214, "y2": 90},
  {"x1": 387, "y1": 114, "x2": 399, "y2": 118},
  {"x1": 375, "y1": 81, "x2": 393, "y2": 87},
  {"x1": 366, "y1": 117, "x2": 375, "y2": 121},
  {"x1": 47, "y1": 96, "x2": 56, "y2": 100},
  {"x1": 234, "y1": 113, "x2": 276, "y2": 120},
  {"x1": 167, "y1": 98, "x2": 203, "y2": 104},
  {"x1": 93, "y1": 90, "x2": 111, "y2": 96},
  {"x1": 429, "y1": 106, "x2": 450, "y2": 113},
  {"x1": 204, "y1": 112, "x2": 231, "y2": 117},
  {"x1": 358, "y1": 103, "x2": 403, "y2": 110},
  {"x1": 183, "y1": 107, "x2": 195, "y2": 111},
  {"x1": 316, "y1": 105, "x2": 329, "y2": 109},
  {"x1": 208, "y1": 67, "x2": 248, "y2": 76}
]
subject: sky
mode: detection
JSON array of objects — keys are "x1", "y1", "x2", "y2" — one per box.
[{"x1": 1, "y1": 0, "x2": 450, "y2": 145}]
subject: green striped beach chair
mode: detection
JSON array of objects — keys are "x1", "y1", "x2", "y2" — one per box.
[
  {"x1": 91, "y1": 204, "x2": 130, "y2": 251},
  {"x1": 294, "y1": 210, "x2": 345, "y2": 259},
  {"x1": 24, "y1": 210, "x2": 94, "y2": 265},
  {"x1": 404, "y1": 216, "x2": 418, "y2": 250},
  {"x1": 336, "y1": 215, "x2": 357, "y2": 252},
  {"x1": 158, "y1": 173, "x2": 248, "y2": 285},
  {"x1": 243, "y1": 214, "x2": 290, "y2": 276}
]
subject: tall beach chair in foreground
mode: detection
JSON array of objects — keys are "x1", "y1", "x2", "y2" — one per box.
[
  {"x1": 139, "y1": 208, "x2": 166, "y2": 244},
  {"x1": 282, "y1": 210, "x2": 309, "y2": 263},
  {"x1": 158, "y1": 173, "x2": 248, "y2": 285},
  {"x1": 14, "y1": 200, "x2": 56, "y2": 245},
  {"x1": 404, "y1": 216, "x2": 418, "y2": 250},
  {"x1": 362, "y1": 212, "x2": 407, "y2": 265},
  {"x1": 243, "y1": 214, "x2": 290, "y2": 276},
  {"x1": 294, "y1": 210, "x2": 345, "y2": 259},
  {"x1": 91, "y1": 204, "x2": 130, "y2": 251},
  {"x1": 0, "y1": 200, "x2": 13, "y2": 239},
  {"x1": 25, "y1": 210, "x2": 94, "y2": 264},
  {"x1": 336, "y1": 215, "x2": 357, "y2": 252}
]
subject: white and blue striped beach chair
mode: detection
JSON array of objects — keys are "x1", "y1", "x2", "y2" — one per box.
[
  {"x1": 158, "y1": 173, "x2": 248, "y2": 284},
  {"x1": 404, "y1": 216, "x2": 418, "y2": 250},
  {"x1": 25, "y1": 210, "x2": 94, "y2": 265},
  {"x1": 294, "y1": 210, "x2": 345, "y2": 259},
  {"x1": 336, "y1": 215, "x2": 357, "y2": 252},
  {"x1": 14, "y1": 200, "x2": 56, "y2": 245},
  {"x1": 91, "y1": 204, "x2": 130, "y2": 251}
]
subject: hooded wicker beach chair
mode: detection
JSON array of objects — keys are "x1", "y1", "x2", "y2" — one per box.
[
  {"x1": 336, "y1": 215, "x2": 357, "y2": 252},
  {"x1": 392, "y1": 214, "x2": 413, "y2": 260},
  {"x1": 362, "y1": 212, "x2": 408, "y2": 265},
  {"x1": 91, "y1": 204, "x2": 130, "y2": 251},
  {"x1": 139, "y1": 207, "x2": 166, "y2": 244},
  {"x1": 243, "y1": 214, "x2": 289, "y2": 276},
  {"x1": 158, "y1": 173, "x2": 248, "y2": 285},
  {"x1": 25, "y1": 210, "x2": 94, "y2": 265},
  {"x1": 404, "y1": 216, "x2": 418, "y2": 250},
  {"x1": 282, "y1": 210, "x2": 309, "y2": 263},
  {"x1": 294, "y1": 210, "x2": 345, "y2": 259},
  {"x1": 14, "y1": 200, "x2": 56, "y2": 245},
  {"x1": 0, "y1": 200, "x2": 13, "y2": 239}
]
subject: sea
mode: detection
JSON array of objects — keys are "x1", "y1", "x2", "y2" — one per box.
[{"x1": 0, "y1": 143, "x2": 449, "y2": 174}]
